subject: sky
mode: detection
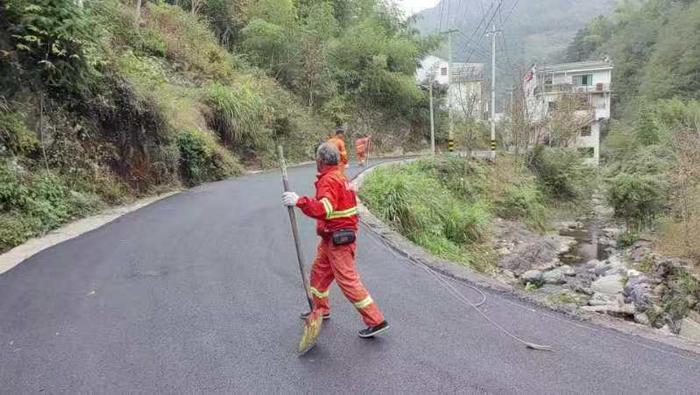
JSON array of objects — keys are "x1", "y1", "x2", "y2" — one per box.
[{"x1": 396, "y1": 0, "x2": 441, "y2": 15}]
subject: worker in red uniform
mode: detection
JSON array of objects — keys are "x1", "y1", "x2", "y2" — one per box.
[
  {"x1": 327, "y1": 127, "x2": 349, "y2": 168},
  {"x1": 355, "y1": 134, "x2": 371, "y2": 167},
  {"x1": 282, "y1": 142, "x2": 389, "y2": 338}
]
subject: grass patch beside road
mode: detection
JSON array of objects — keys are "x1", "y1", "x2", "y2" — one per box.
[{"x1": 360, "y1": 156, "x2": 549, "y2": 272}]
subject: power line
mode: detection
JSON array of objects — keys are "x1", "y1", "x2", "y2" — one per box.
[{"x1": 463, "y1": 1, "x2": 502, "y2": 64}]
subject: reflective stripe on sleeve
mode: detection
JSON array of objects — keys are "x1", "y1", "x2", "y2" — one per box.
[
  {"x1": 319, "y1": 198, "x2": 333, "y2": 218},
  {"x1": 310, "y1": 287, "x2": 329, "y2": 298},
  {"x1": 353, "y1": 295, "x2": 373, "y2": 309}
]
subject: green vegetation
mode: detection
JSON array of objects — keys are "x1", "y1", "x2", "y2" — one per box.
[
  {"x1": 527, "y1": 146, "x2": 593, "y2": 202},
  {"x1": 0, "y1": 0, "x2": 435, "y2": 253},
  {"x1": 176, "y1": 129, "x2": 241, "y2": 186},
  {"x1": 360, "y1": 157, "x2": 554, "y2": 272},
  {"x1": 568, "y1": 0, "x2": 700, "y2": 264},
  {"x1": 0, "y1": 161, "x2": 103, "y2": 251}
]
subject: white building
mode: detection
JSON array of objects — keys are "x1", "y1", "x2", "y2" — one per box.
[
  {"x1": 523, "y1": 60, "x2": 613, "y2": 165},
  {"x1": 417, "y1": 55, "x2": 485, "y2": 120}
]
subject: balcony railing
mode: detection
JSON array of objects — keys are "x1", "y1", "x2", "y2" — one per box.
[{"x1": 541, "y1": 83, "x2": 611, "y2": 94}]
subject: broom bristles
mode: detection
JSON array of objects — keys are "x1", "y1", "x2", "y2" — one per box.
[{"x1": 298, "y1": 310, "x2": 324, "y2": 354}]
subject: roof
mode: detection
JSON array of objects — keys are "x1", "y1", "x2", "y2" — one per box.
[
  {"x1": 451, "y1": 63, "x2": 484, "y2": 81},
  {"x1": 539, "y1": 60, "x2": 613, "y2": 74}
]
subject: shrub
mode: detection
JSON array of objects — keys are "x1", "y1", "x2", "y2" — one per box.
[
  {"x1": 0, "y1": 161, "x2": 103, "y2": 252},
  {"x1": 176, "y1": 129, "x2": 241, "y2": 186},
  {"x1": 146, "y1": 3, "x2": 237, "y2": 80},
  {"x1": 2, "y1": 0, "x2": 99, "y2": 94},
  {"x1": 606, "y1": 173, "x2": 666, "y2": 232},
  {"x1": 0, "y1": 213, "x2": 42, "y2": 253},
  {"x1": 417, "y1": 157, "x2": 488, "y2": 201},
  {"x1": 527, "y1": 145, "x2": 592, "y2": 201},
  {"x1": 0, "y1": 110, "x2": 39, "y2": 156},
  {"x1": 495, "y1": 184, "x2": 548, "y2": 231}
]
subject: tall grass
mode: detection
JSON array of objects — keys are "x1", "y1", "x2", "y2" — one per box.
[
  {"x1": 360, "y1": 157, "x2": 554, "y2": 272},
  {"x1": 360, "y1": 161, "x2": 493, "y2": 271},
  {"x1": 205, "y1": 82, "x2": 272, "y2": 150}
]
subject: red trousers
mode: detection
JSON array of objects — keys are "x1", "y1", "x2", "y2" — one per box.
[{"x1": 309, "y1": 238, "x2": 385, "y2": 327}]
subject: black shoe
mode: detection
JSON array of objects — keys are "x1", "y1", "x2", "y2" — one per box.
[
  {"x1": 358, "y1": 321, "x2": 390, "y2": 338},
  {"x1": 299, "y1": 311, "x2": 331, "y2": 320}
]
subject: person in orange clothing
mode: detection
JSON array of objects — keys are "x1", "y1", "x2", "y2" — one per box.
[
  {"x1": 327, "y1": 127, "x2": 349, "y2": 168},
  {"x1": 355, "y1": 134, "x2": 371, "y2": 167},
  {"x1": 281, "y1": 142, "x2": 389, "y2": 338}
]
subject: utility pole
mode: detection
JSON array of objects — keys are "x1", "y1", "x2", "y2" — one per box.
[
  {"x1": 448, "y1": 31, "x2": 454, "y2": 153},
  {"x1": 442, "y1": 29, "x2": 458, "y2": 153},
  {"x1": 429, "y1": 81, "x2": 435, "y2": 155},
  {"x1": 488, "y1": 24, "x2": 500, "y2": 160},
  {"x1": 135, "y1": 0, "x2": 142, "y2": 26}
]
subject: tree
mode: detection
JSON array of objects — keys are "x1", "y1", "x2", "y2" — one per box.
[{"x1": 546, "y1": 93, "x2": 592, "y2": 147}]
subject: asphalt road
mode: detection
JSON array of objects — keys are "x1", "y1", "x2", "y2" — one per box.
[{"x1": 1, "y1": 161, "x2": 698, "y2": 393}]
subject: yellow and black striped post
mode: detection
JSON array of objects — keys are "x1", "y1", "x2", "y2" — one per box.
[
  {"x1": 490, "y1": 139, "x2": 497, "y2": 160},
  {"x1": 448, "y1": 138, "x2": 455, "y2": 152}
]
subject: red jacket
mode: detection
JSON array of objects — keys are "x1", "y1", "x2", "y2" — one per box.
[
  {"x1": 296, "y1": 165, "x2": 358, "y2": 237},
  {"x1": 355, "y1": 137, "x2": 370, "y2": 155}
]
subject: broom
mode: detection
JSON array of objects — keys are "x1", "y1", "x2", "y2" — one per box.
[{"x1": 278, "y1": 146, "x2": 323, "y2": 355}]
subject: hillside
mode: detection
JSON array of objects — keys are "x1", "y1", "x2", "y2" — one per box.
[
  {"x1": 567, "y1": 0, "x2": 700, "y2": 274},
  {"x1": 0, "y1": 0, "x2": 432, "y2": 252},
  {"x1": 415, "y1": 0, "x2": 616, "y2": 84}
]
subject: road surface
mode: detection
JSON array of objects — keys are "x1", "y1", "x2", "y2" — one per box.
[{"x1": 1, "y1": 161, "x2": 698, "y2": 393}]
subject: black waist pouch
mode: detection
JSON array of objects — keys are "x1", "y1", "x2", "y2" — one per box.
[{"x1": 332, "y1": 229, "x2": 356, "y2": 245}]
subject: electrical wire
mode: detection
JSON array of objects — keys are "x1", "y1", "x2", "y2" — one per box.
[{"x1": 361, "y1": 214, "x2": 553, "y2": 352}]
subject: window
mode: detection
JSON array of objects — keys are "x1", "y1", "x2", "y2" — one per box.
[
  {"x1": 580, "y1": 126, "x2": 592, "y2": 137},
  {"x1": 573, "y1": 74, "x2": 593, "y2": 86},
  {"x1": 441, "y1": 67, "x2": 448, "y2": 76},
  {"x1": 548, "y1": 101, "x2": 557, "y2": 111}
]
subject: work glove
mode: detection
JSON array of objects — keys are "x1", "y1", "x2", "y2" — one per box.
[{"x1": 282, "y1": 191, "x2": 300, "y2": 207}]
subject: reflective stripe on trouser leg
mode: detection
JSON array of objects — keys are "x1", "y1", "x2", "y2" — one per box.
[
  {"x1": 326, "y1": 239, "x2": 385, "y2": 327},
  {"x1": 309, "y1": 240, "x2": 334, "y2": 315},
  {"x1": 353, "y1": 295, "x2": 373, "y2": 309}
]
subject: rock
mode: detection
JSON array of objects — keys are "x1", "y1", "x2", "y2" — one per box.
[
  {"x1": 634, "y1": 312, "x2": 650, "y2": 326},
  {"x1": 624, "y1": 276, "x2": 654, "y2": 311},
  {"x1": 497, "y1": 247, "x2": 512, "y2": 255},
  {"x1": 686, "y1": 295, "x2": 698, "y2": 310},
  {"x1": 689, "y1": 311, "x2": 700, "y2": 324},
  {"x1": 567, "y1": 281, "x2": 594, "y2": 296},
  {"x1": 560, "y1": 265, "x2": 576, "y2": 276},
  {"x1": 627, "y1": 269, "x2": 641, "y2": 277},
  {"x1": 602, "y1": 227, "x2": 623, "y2": 239},
  {"x1": 594, "y1": 263, "x2": 611, "y2": 276},
  {"x1": 496, "y1": 270, "x2": 517, "y2": 284},
  {"x1": 589, "y1": 292, "x2": 614, "y2": 306},
  {"x1": 542, "y1": 268, "x2": 566, "y2": 285},
  {"x1": 557, "y1": 221, "x2": 583, "y2": 231},
  {"x1": 606, "y1": 254, "x2": 626, "y2": 273},
  {"x1": 586, "y1": 259, "x2": 602, "y2": 268},
  {"x1": 634, "y1": 312, "x2": 651, "y2": 326},
  {"x1": 533, "y1": 259, "x2": 560, "y2": 272},
  {"x1": 653, "y1": 283, "x2": 668, "y2": 297},
  {"x1": 651, "y1": 257, "x2": 674, "y2": 278},
  {"x1": 582, "y1": 303, "x2": 635, "y2": 317},
  {"x1": 557, "y1": 236, "x2": 577, "y2": 254},
  {"x1": 591, "y1": 274, "x2": 624, "y2": 296},
  {"x1": 521, "y1": 270, "x2": 543, "y2": 286}
]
